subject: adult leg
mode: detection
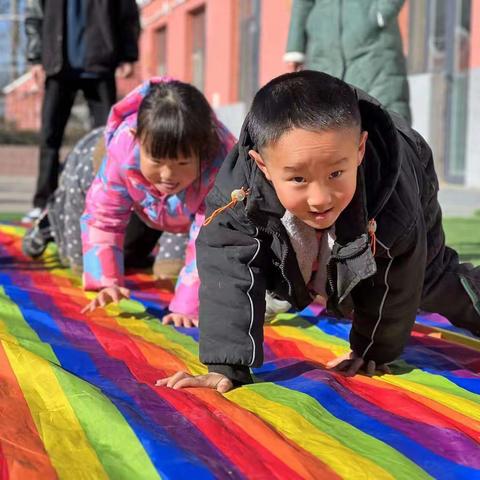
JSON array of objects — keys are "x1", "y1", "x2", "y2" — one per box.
[
  {"x1": 81, "y1": 76, "x2": 116, "y2": 127},
  {"x1": 124, "y1": 213, "x2": 162, "y2": 269},
  {"x1": 33, "y1": 75, "x2": 77, "y2": 208}
]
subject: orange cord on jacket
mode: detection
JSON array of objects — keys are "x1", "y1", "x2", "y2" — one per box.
[
  {"x1": 203, "y1": 188, "x2": 250, "y2": 226},
  {"x1": 368, "y1": 219, "x2": 377, "y2": 256},
  {"x1": 204, "y1": 191, "x2": 378, "y2": 257}
]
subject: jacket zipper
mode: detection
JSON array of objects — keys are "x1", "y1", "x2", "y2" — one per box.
[
  {"x1": 257, "y1": 225, "x2": 293, "y2": 298},
  {"x1": 326, "y1": 261, "x2": 336, "y2": 298}
]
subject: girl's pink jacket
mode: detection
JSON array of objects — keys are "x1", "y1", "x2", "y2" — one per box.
[{"x1": 81, "y1": 78, "x2": 236, "y2": 317}]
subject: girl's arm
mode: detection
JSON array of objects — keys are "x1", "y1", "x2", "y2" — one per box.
[{"x1": 81, "y1": 143, "x2": 133, "y2": 290}]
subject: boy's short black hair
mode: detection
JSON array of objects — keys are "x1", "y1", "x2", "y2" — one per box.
[
  {"x1": 136, "y1": 80, "x2": 220, "y2": 162},
  {"x1": 247, "y1": 70, "x2": 361, "y2": 151}
]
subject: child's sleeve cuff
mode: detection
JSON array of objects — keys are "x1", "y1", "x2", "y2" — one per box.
[
  {"x1": 283, "y1": 51, "x2": 306, "y2": 64},
  {"x1": 207, "y1": 364, "x2": 253, "y2": 387}
]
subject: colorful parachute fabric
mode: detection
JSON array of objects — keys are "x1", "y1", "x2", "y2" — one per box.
[{"x1": 0, "y1": 223, "x2": 479, "y2": 480}]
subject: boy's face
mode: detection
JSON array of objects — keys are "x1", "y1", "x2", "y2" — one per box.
[{"x1": 250, "y1": 127, "x2": 367, "y2": 229}]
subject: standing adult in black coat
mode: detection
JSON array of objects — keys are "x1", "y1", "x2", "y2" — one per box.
[{"x1": 23, "y1": 0, "x2": 140, "y2": 222}]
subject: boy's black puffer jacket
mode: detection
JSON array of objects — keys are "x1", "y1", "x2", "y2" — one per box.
[{"x1": 197, "y1": 89, "x2": 441, "y2": 385}]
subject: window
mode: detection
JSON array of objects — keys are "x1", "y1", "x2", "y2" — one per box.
[
  {"x1": 156, "y1": 27, "x2": 167, "y2": 76},
  {"x1": 407, "y1": 0, "x2": 472, "y2": 183},
  {"x1": 407, "y1": 0, "x2": 428, "y2": 74},
  {"x1": 189, "y1": 7, "x2": 206, "y2": 91},
  {"x1": 238, "y1": 0, "x2": 260, "y2": 104},
  {"x1": 428, "y1": 0, "x2": 448, "y2": 73},
  {"x1": 444, "y1": 0, "x2": 471, "y2": 182}
]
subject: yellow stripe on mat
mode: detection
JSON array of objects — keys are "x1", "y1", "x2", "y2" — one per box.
[
  {"x1": 229, "y1": 387, "x2": 394, "y2": 480},
  {"x1": 2, "y1": 340, "x2": 109, "y2": 480}
]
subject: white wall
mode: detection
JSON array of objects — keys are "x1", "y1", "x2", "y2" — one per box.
[
  {"x1": 409, "y1": 73, "x2": 434, "y2": 144},
  {"x1": 215, "y1": 102, "x2": 247, "y2": 139},
  {"x1": 465, "y1": 67, "x2": 480, "y2": 188}
]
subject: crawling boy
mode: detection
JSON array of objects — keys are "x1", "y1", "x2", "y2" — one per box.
[{"x1": 157, "y1": 71, "x2": 480, "y2": 392}]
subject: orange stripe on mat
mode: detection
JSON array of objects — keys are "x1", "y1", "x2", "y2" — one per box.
[{"x1": 0, "y1": 342, "x2": 58, "y2": 479}]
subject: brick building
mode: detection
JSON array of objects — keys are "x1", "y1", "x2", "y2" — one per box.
[{"x1": 2, "y1": 0, "x2": 480, "y2": 186}]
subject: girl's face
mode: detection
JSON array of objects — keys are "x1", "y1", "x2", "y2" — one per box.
[{"x1": 139, "y1": 143, "x2": 199, "y2": 195}]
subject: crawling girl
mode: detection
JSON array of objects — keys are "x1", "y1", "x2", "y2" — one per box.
[{"x1": 80, "y1": 78, "x2": 236, "y2": 327}]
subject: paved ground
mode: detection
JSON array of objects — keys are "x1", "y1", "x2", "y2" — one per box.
[
  {"x1": 0, "y1": 176, "x2": 36, "y2": 214},
  {"x1": 0, "y1": 145, "x2": 479, "y2": 217},
  {"x1": 0, "y1": 145, "x2": 68, "y2": 214},
  {"x1": 437, "y1": 186, "x2": 480, "y2": 217}
]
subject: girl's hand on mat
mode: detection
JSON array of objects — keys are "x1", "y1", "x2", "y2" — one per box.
[
  {"x1": 162, "y1": 313, "x2": 199, "y2": 328},
  {"x1": 155, "y1": 371, "x2": 233, "y2": 393},
  {"x1": 81, "y1": 286, "x2": 131, "y2": 313},
  {"x1": 326, "y1": 351, "x2": 391, "y2": 377}
]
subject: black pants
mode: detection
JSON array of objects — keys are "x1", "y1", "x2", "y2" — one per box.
[
  {"x1": 419, "y1": 195, "x2": 480, "y2": 336},
  {"x1": 124, "y1": 213, "x2": 162, "y2": 269},
  {"x1": 421, "y1": 245, "x2": 480, "y2": 336},
  {"x1": 33, "y1": 74, "x2": 116, "y2": 208}
]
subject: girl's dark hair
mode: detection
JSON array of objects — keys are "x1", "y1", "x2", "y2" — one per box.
[
  {"x1": 247, "y1": 70, "x2": 361, "y2": 151},
  {"x1": 136, "y1": 80, "x2": 220, "y2": 162}
]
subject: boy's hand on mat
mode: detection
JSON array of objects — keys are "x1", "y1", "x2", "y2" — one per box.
[
  {"x1": 326, "y1": 351, "x2": 391, "y2": 377},
  {"x1": 81, "y1": 286, "x2": 131, "y2": 313},
  {"x1": 162, "y1": 313, "x2": 199, "y2": 328},
  {"x1": 155, "y1": 372, "x2": 233, "y2": 393}
]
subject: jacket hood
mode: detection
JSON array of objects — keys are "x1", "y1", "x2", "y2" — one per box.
[{"x1": 355, "y1": 88, "x2": 402, "y2": 220}]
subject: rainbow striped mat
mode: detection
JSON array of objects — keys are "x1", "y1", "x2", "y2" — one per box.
[{"x1": 0, "y1": 223, "x2": 479, "y2": 480}]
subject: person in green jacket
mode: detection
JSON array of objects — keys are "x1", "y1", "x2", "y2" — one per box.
[{"x1": 284, "y1": 0, "x2": 411, "y2": 124}]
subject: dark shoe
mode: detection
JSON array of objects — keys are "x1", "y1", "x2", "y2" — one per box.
[
  {"x1": 21, "y1": 207, "x2": 43, "y2": 225},
  {"x1": 22, "y1": 210, "x2": 53, "y2": 258}
]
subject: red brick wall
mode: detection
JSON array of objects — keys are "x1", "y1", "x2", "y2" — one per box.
[
  {"x1": 140, "y1": 0, "x2": 238, "y2": 107},
  {"x1": 7, "y1": 0, "x2": 480, "y2": 131},
  {"x1": 4, "y1": 76, "x2": 42, "y2": 131},
  {"x1": 4, "y1": 68, "x2": 142, "y2": 132}
]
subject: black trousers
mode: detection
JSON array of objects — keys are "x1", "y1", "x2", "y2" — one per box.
[
  {"x1": 124, "y1": 213, "x2": 162, "y2": 269},
  {"x1": 419, "y1": 196, "x2": 480, "y2": 336},
  {"x1": 421, "y1": 245, "x2": 480, "y2": 336},
  {"x1": 33, "y1": 74, "x2": 116, "y2": 208}
]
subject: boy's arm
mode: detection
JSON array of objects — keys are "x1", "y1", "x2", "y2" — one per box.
[
  {"x1": 167, "y1": 212, "x2": 204, "y2": 318},
  {"x1": 349, "y1": 219, "x2": 427, "y2": 365},
  {"x1": 81, "y1": 147, "x2": 133, "y2": 290},
  {"x1": 197, "y1": 192, "x2": 268, "y2": 386},
  {"x1": 284, "y1": 0, "x2": 314, "y2": 63},
  {"x1": 25, "y1": 0, "x2": 43, "y2": 64}
]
